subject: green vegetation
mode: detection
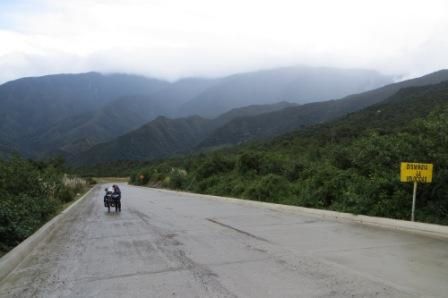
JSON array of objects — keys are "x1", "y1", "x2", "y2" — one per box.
[
  {"x1": 73, "y1": 160, "x2": 152, "y2": 177},
  {"x1": 0, "y1": 68, "x2": 393, "y2": 162},
  {"x1": 72, "y1": 69, "x2": 448, "y2": 166},
  {"x1": 130, "y1": 82, "x2": 448, "y2": 225},
  {"x1": 0, "y1": 156, "x2": 88, "y2": 253},
  {"x1": 70, "y1": 102, "x2": 295, "y2": 166}
]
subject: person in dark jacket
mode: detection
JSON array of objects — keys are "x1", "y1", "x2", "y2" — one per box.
[
  {"x1": 112, "y1": 184, "x2": 121, "y2": 211},
  {"x1": 112, "y1": 184, "x2": 121, "y2": 196}
]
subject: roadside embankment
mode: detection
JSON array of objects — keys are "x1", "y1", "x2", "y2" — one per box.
[{"x1": 0, "y1": 186, "x2": 95, "y2": 282}]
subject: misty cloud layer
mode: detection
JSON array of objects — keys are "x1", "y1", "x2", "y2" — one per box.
[{"x1": 0, "y1": 0, "x2": 447, "y2": 83}]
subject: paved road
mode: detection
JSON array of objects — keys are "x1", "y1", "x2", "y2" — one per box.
[{"x1": 1, "y1": 184, "x2": 448, "y2": 297}]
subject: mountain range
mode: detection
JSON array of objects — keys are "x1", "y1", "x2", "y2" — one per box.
[
  {"x1": 70, "y1": 102, "x2": 296, "y2": 165},
  {"x1": 71, "y1": 69, "x2": 448, "y2": 165},
  {"x1": 198, "y1": 69, "x2": 448, "y2": 149},
  {"x1": 0, "y1": 66, "x2": 392, "y2": 159},
  {"x1": 0, "y1": 72, "x2": 169, "y2": 157},
  {"x1": 177, "y1": 66, "x2": 392, "y2": 118},
  {"x1": 126, "y1": 74, "x2": 448, "y2": 225}
]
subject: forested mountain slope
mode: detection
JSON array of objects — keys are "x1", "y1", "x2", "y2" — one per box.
[
  {"x1": 130, "y1": 80, "x2": 448, "y2": 224},
  {"x1": 0, "y1": 72, "x2": 169, "y2": 157},
  {"x1": 0, "y1": 66, "x2": 389, "y2": 158},
  {"x1": 73, "y1": 70, "x2": 448, "y2": 165},
  {"x1": 199, "y1": 70, "x2": 448, "y2": 148},
  {"x1": 72, "y1": 102, "x2": 295, "y2": 164}
]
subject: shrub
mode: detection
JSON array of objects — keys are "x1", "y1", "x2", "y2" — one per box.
[
  {"x1": 0, "y1": 156, "x2": 77, "y2": 250},
  {"x1": 195, "y1": 154, "x2": 235, "y2": 179},
  {"x1": 86, "y1": 177, "x2": 97, "y2": 185},
  {"x1": 168, "y1": 168, "x2": 188, "y2": 189},
  {"x1": 236, "y1": 152, "x2": 262, "y2": 175},
  {"x1": 134, "y1": 170, "x2": 151, "y2": 185},
  {"x1": 0, "y1": 193, "x2": 59, "y2": 247},
  {"x1": 57, "y1": 187, "x2": 75, "y2": 203},
  {"x1": 243, "y1": 174, "x2": 291, "y2": 203}
]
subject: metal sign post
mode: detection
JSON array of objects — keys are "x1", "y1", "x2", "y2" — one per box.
[
  {"x1": 400, "y1": 162, "x2": 433, "y2": 222},
  {"x1": 411, "y1": 181, "x2": 417, "y2": 222}
]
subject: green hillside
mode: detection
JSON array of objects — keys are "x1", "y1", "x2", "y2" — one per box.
[
  {"x1": 0, "y1": 72, "x2": 170, "y2": 157},
  {"x1": 199, "y1": 70, "x2": 448, "y2": 149},
  {"x1": 129, "y1": 81, "x2": 448, "y2": 224},
  {"x1": 72, "y1": 102, "x2": 295, "y2": 165},
  {"x1": 71, "y1": 116, "x2": 211, "y2": 165},
  {"x1": 73, "y1": 70, "x2": 448, "y2": 166},
  {"x1": 0, "y1": 66, "x2": 388, "y2": 159}
]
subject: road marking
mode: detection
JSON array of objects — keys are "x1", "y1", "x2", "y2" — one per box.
[{"x1": 206, "y1": 218, "x2": 270, "y2": 243}]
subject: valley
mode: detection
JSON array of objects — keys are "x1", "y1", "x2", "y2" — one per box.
[
  {"x1": 2, "y1": 2, "x2": 448, "y2": 297},
  {"x1": 0, "y1": 66, "x2": 392, "y2": 160}
]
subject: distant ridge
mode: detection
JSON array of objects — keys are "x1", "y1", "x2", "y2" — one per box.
[
  {"x1": 0, "y1": 66, "x2": 392, "y2": 158},
  {"x1": 70, "y1": 102, "x2": 295, "y2": 164},
  {"x1": 178, "y1": 66, "x2": 392, "y2": 117},
  {"x1": 0, "y1": 72, "x2": 170, "y2": 157},
  {"x1": 72, "y1": 69, "x2": 448, "y2": 165},
  {"x1": 198, "y1": 69, "x2": 448, "y2": 149}
]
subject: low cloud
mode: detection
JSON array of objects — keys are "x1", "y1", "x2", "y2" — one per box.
[{"x1": 1, "y1": 0, "x2": 448, "y2": 83}]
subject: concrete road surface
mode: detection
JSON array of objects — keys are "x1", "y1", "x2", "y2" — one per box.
[{"x1": 1, "y1": 184, "x2": 448, "y2": 297}]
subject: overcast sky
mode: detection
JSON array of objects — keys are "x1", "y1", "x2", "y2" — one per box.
[{"x1": 0, "y1": 0, "x2": 447, "y2": 83}]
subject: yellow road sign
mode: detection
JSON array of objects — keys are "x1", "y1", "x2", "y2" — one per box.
[{"x1": 400, "y1": 162, "x2": 433, "y2": 183}]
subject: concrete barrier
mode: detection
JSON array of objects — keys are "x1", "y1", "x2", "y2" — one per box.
[
  {"x1": 138, "y1": 185, "x2": 448, "y2": 239},
  {"x1": 0, "y1": 186, "x2": 95, "y2": 282}
]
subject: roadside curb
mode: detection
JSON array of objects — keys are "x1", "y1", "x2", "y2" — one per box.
[
  {"x1": 0, "y1": 186, "x2": 96, "y2": 283},
  {"x1": 132, "y1": 184, "x2": 448, "y2": 239}
]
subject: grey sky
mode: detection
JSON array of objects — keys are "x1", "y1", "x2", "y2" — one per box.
[{"x1": 0, "y1": 0, "x2": 447, "y2": 83}]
